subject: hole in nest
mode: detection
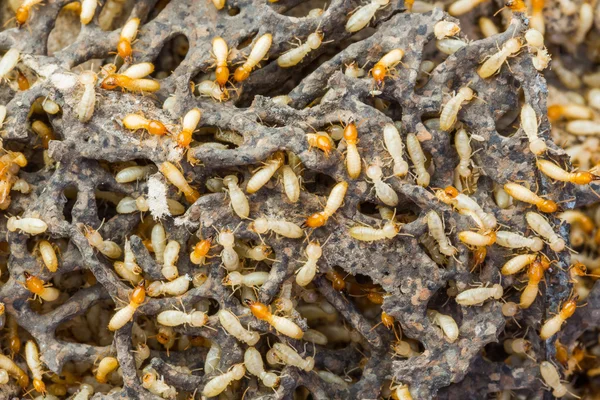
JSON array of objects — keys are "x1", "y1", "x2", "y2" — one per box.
[
  {"x1": 56, "y1": 300, "x2": 115, "y2": 346},
  {"x1": 63, "y1": 185, "x2": 78, "y2": 223},
  {"x1": 303, "y1": 172, "x2": 337, "y2": 196},
  {"x1": 95, "y1": 185, "x2": 121, "y2": 222},
  {"x1": 152, "y1": 34, "x2": 189, "y2": 79},
  {"x1": 47, "y1": 4, "x2": 82, "y2": 56},
  {"x1": 281, "y1": 0, "x2": 325, "y2": 17},
  {"x1": 367, "y1": 97, "x2": 403, "y2": 120},
  {"x1": 193, "y1": 126, "x2": 243, "y2": 149},
  {"x1": 228, "y1": 6, "x2": 240, "y2": 16},
  {"x1": 237, "y1": 32, "x2": 258, "y2": 50},
  {"x1": 148, "y1": 0, "x2": 172, "y2": 20},
  {"x1": 357, "y1": 201, "x2": 380, "y2": 217},
  {"x1": 98, "y1": 0, "x2": 136, "y2": 31},
  {"x1": 418, "y1": 232, "x2": 448, "y2": 266},
  {"x1": 495, "y1": 81, "x2": 523, "y2": 137}
]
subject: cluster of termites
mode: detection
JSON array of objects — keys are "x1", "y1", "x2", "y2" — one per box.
[{"x1": 2, "y1": 0, "x2": 600, "y2": 398}]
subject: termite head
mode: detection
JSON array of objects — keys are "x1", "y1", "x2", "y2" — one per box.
[
  {"x1": 24, "y1": 272, "x2": 44, "y2": 293},
  {"x1": 505, "y1": 0, "x2": 527, "y2": 13},
  {"x1": 538, "y1": 199, "x2": 558, "y2": 213},
  {"x1": 142, "y1": 372, "x2": 156, "y2": 386},
  {"x1": 193, "y1": 239, "x2": 211, "y2": 256},
  {"x1": 147, "y1": 120, "x2": 168, "y2": 136},
  {"x1": 218, "y1": 229, "x2": 235, "y2": 247},
  {"x1": 117, "y1": 38, "x2": 132, "y2": 60},
  {"x1": 444, "y1": 186, "x2": 459, "y2": 198},
  {"x1": 490, "y1": 283, "x2": 503, "y2": 299},
  {"x1": 223, "y1": 175, "x2": 239, "y2": 187},
  {"x1": 560, "y1": 297, "x2": 578, "y2": 318},
  {"x1": 230, "y1": 364, "x2": 246, "y2": 380},
  {"x1": 504, "y1": 38, "x2": 522, "y2": 54},
  {"x1": 343, "y1": 122, "x2": 358, "y2": 144},
  {"x1": 33, "y1": 378, "x2": 47, "y2": 394},
  {"x1": 571, "y1": 262, "x2": 587, "y2": 277},
  {"x1": 327, "y1": 270, "x2": 346, "y2": 291},
  {"x1": 458, "y1": 87, "x2": 474, "y2": 101},
  {"x1": 371, "y1": 63, "x2": 387, "y2": 84},
  {"x1": 572, "y1": 171, "x2": 593, "y2": 185},
  {"x1": 131, "y1": 280, "x2": 146, "y2": 305},
  {"x1": 528, "y1": 260, "x2": 544, "y2": 282},
  {"x1": 382, "y1": 221, "x2": 400, "y2": 238},
  {"x1": 306, "y1": 212, "x2": 327, "y2": 228},
  {"x1": 249, "y1": 217, "x2": 268, "y2": 234},
  {"x1": 100, "y1": 76, "x2": 119, "y2": 90},
  {"x1": 307, "y1": 32, "x2": 323, "y2": 50},
  {"x1": 16, "y1": 7, "x2": 29, "y2": 27},
  {"x1": 367, "y1": 291, "x2": 384, "y2": 304},
  {"x1": 315, "y1": 135, "x2": 332, "y2": 156},
  {"x1": 247, "y1": 300, "x2": 271, "y2": 320},
  {"x1": 79, "y1": 70, "x2": 98, "y2": 86},
  {"x1": 366, "y1": 163, "x2": 383, "y2": 181},
  {"x1": 472, "y1": 246, "x2": 487, "y2": 268},
  {"x1": 223, "y1": 271, "x2": 242, "y2": 286},
  {"x1": 381, "y1": 311, "x2": 395, "y2": 329},
  {"x1": 306, "y1": 242, "x2": 322, "y2": 259},
  {"x1": 191, "y1": 311, "x2": 208, "y2": 327},
  {"x1": 234, "y1": 66, "x2": 250, "y2": 82}
]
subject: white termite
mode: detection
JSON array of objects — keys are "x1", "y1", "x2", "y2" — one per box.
[
  {"x1": 436, "y1": 38, "x2": 467, "y2": 55},
  {"x1": 495, "y1": 231, "x2": 544, "y2": 252},
  {"x1": 142, "y1": 368, "x2": 177, "y2": 399},
  {"x1": 204, "y1": 342, "x2": 221, "y2": 374},
  {"x1": 406, "y1": 133, "x2": 430, "y2": 187},
  {"x1": 80, "y1": 0, "x2": 97, "y2": 24},
  {"x1": 223, "y1": 175, "x2": 250, "y2": 219},
  {"x1": 349, "y1": 221, "x2": 400, "y2": 242},
  {"x1": 151, "y1": 223, "x2": 167, "y2": 264},
  {"x1": 157, "y1": 310, "x2": 208, "y2": 327},
  {"x1": 218, "y1": 229, "x2": 240, "y2": 271},
  {"x1": 281, "y1": 164, "x2": 300, "y2": 203},
  {"x1": 427, "y1": 309, "x2": 459, "y2": 342},
  {"x1": 366, "y1": 160, "x2": 398, "y2": 206},
  {"x1": 440, "y1": 87, "x2": 475, "y2": 131},
  {"x1": 146, "y1": 275, "x2": 191, "y2": 297},
  {"x1": 455, "y1": 128, "x2": 472, "y2": 178},
  {"x1": 448, "y1": 0, "x2": 488, "y2": 16},
  {"x1": 77, "y1": 70, "x2": 97, "y2": 122},
  {"x1": 500, "y1": 253, "x2": 538, "y2": 275},
  {"x1": 520, "y1": 104, "x2": 546, "y2": 155},
  {"x1": 296, "y1": 242, "x2": 322, "y2": 287},
  {"x1": 234, "y1": 34, "x2": 273, "y2": 82},
  {"x1": 217, "y1": 309, "x2": 260, "y2": 345},
  {"x1": 434, "y1": 21, "x2": 460, "y2": 40},
  {"x1": 345, "y1": 0, "x2": 390, "y2": 33},
  {"x1": 477, "y1": 38, "x2": 522, "y2": 79},
  {"x1": 0, "y1": 49, "x2": 20, "y2": 81},
  {"x1": 426, "y1": 210, "x2": 456, "y2": 256},
  {"x1": 383, "y1": 123, "x2": 408, "y2": 177},
  {"x1": 247, "y1": 154, "x2": 283, "y2": 194},
  {"x1": 224, "y1": 271, "x2": 269, "y2": 290},
  {"x1": 7, "y1": 216, "x2": 47, "y2": 235},
  {"x1": 249, "y1": 217, "x2": 304, "y2": 238},
  {"x1": 455, "y1": 284, "x2": 503, "y2": 306},
  {"x1": 161, "y1": 240, "x2": 180, "y2": 281},
  {"x1": 25, "y1": 340, "x2": 45, "y2": 394},
  {"x1": 277, "y1": 29, "x2": 323, "y2": 68},
  {"x1": 202, "y1": 364, "x2": 246, "y2": 397},
  {"x1": 115, "y1": 165, "x2": 157, "y2": 183},
  {"x1": 526, "y1": 212, "x2": 566, "y2": 252},
  {"x1": 272, "y1": 343, "x2": 314, "y2": 371},
  {"x1": 245, "y1": 347, "x2": 279, "y2": 388}
]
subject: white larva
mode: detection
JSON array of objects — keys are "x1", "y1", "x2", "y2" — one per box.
[
  {"x1": 455, "y1": 284, "x2": 503, "y2": 306},
  {"x1": 38, "y1": 240, "x2": 58, "y2": 272},
  {"x1": 77, "y1": 71, "x2": 98, "y2": 123},
  {"x1": 436, "y1": 38, "x2": 467, "y2": 55},
  {"x1": 526, "y1": 212, "x2": 565, "y2": 252},
  {"x1": 152, "y1": 224, "x2": 167, "y2": 264},
  {"x1": 249, "y1": 217, "x2": 304, "y2": 238},
  {"x1": 349, "y1": 221, "x2": 399, "y2": 242},
  {"x1": 245, "y1": 347, "x2": 279, "y2": 388},
  {"x1": 366, "y1": 162, "x2": 398, "y2": 206},
  {"x1": 383, "y1": 123, "x2": 409, "y2": 177},
  {"x1": 115, "y1": 165, "x2": 157, "y2": 183},
  {"x1": 277, "y1": 30, "x2": 323, "y2": 68},
  {"x1": 281, "y1": 165, "x2": 300, "y2": 203},
  {"x1": 440, "y1": 87, "x2": 475, "y2": 131},
  {"x1": 426, "y1": 210, "x2": 456, "y2": 256},
  {"x1": 495, "y1": 231, "x2": 544, "y2": 252},
  {"x1": 406, "y1": 133, "x2": 430, "y2": 187},
  {"x1": 434, "y1": 21, "x2": 460, "y2": 40},
  {"x1": 296, "y1": 242, "x2": 322, "y2": 287},
  {"x1": 157, "y1": 310, "x2": 208, "y2": 327},
  {"x1": 146, "y1": 275, "x2": 191, "y2": 297},
  {"x1": 272, "y1": 343, "x2": 314, "y2": 371},
  {"x1": 204, "y1": 342, "x2": 221, "y2": 374},
  {"x1": 345, "y1": 0, "x2": 390, "y2": 33},
  {"x1": 7, "y1": 216, "x2": 47, "y2": 235},
  {"x1": 217, "y1": 309, "x2": 260, "y2": 345},
  {"x1": 224, "y1": 175, "x2": 250, "y2": 219},
  {"x1": 247, "y1": 154, "x2": 283, "y2": 194},
  {"x1": 427, "y1": 309, "x2": 459, "y2": 342},
  {"x1": 161, "y1": 240, "x2": 180, "y2": 281}
]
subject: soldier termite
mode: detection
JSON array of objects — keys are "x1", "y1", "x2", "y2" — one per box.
[
  {"x1": 540, "y1": 297, "x2": 577, "y2": 339},
  {"x1": 277, "y1": 28, "x2": 324, "y2": 68},
  {"x1": 366, "y1": 159, "x2": 398, "y2": 206},
  {"x1": 406, "y1": 133, "x2": 430, "y2": 187},
  {"x1": 248, "y1": 301, "x2": 304, "y2": 339},
  {"x1": 455, "y1": 284, "x2": 503, "y2": 306},
  {"x1": 345, "y1": 0, "x2": 389, "y2": 33},
  {"x1": 23, "y1": 272, "x2": 61, "y2": 302},
  {"x1": 306, "y1": 181, "x2": 348, "y2": 228},
  {"x1": 159, "y1": 162, "x2": 200, "y2": 203},
  {"x1": 477, "y1": 38, "x2": 522, "y2": 79},
  {"x1": 503, "y1": 182, "x2": 557, "y2": 213},
  {"x1": 223, "y1": 175, "x2": 250, "y2": 219},
  {"x1": 536, "y1": 159, "x2": 594, "y2": 185},
  {"x1": 176, "y1": 108, "x2": 201, "y2": 148},
  {"x1": 234, "y1": 34, "x2": 273, "y2": 82},
  {"x1": 307, "y1": 131, "x2": 334, "y2": 157},
  {"x1": 247, "y1": 153, "x2": 284, "y2": 194},
  {"x1": 440, "y1": 86, "x2": 475, "y2": 131},
  {"x1": 15, "y1": 1, "x2": 44, "y2": 26},
  {"x1": 217, "y1": 309, "x2": 260, "y2": 345},
  {"x1": 370, "y1": 49, "x2": 404, "y2": 88},
  {"x1": 212, "y1": 37, "x2": 230, "y2": 88},
  {"x1": 100, "y1": 67, "x2": 161, "y2": 93},
  {"x1": 426, "y1": 210, "x2": 456, "y2": 257},
  {"x1": 383, "y1": 123, "x2": 409, "y2": 177},
  {"x1": 107, "y1": 280, "x2": 145, "y2": 331},
  {"x1": 436, "y1": 186, "x2": 497, "y2": 230}
]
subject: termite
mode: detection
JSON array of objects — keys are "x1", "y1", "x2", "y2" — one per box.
[
  {"x1": 218, "y1": 229, "x2": 240, "y2": 271},
  {"x1": 147, "y1": 275, "x2": 191, "y2": 297},
  {"x1": 100, "y1": 65, "x2": 160, "y2": 93},
  {"x1": 197, "y1": 80, "x2": 229, "y2": 102},
  {"x1": 247, "y1": 153, "x2": 284, "y2": 194},
  {"x1": 296, "y1": 242, "x2": 323, "y2": 287},
  {"x1": 345, "y1": 0, "x2": 389, "y2": 33},
  {"x1": 540, "y1": 297, "x2": 577, "y2": 340},
  {"x1": 84, "y1": 226, "x2": 122, "y2": 259},
  {"x1": 80, "y1": 0, "x2": 97, "y2": 24},
  {"x1": 108, "y1": 280, "x2": 145, "y2": 331},
  {"x1": 427, "y1": 309, "x2": 459, "y2": 342},
  {"x1": 344, "y1": 62, "x2": 365, "y2": 78},
  {"x1": 202, "y1": 364, "x2": 246, "y2": 397},
  {"x1": 0, "y1": 354, "x2": 28, "y2": 387},
  {"x1": 349, "y1": 220, "x2": 400, "y2": 242},
  {"x1": 479, "y1": 17, "x2": 498, "y2": 37},
  {"x1": 16, "y1": 70, "x2": 29, "y2": 90},
  {"x1": 72, "y1": 383, "x2": 94, "y2": 400},
  {"x1": 502, "y1": 301, "x2": 519, "y2": 318},
  {"x1": 455, "y1": 128, "x2": 472, "y2": 178},
  {"x1": 547, "y1": 104, "x2": 593, "y2": 122},
  {"x1": 159, "y1": 162, "x2": 200, "y2": 203},
  {"x1": 504, "y1": 182, "x2": 557, "y2": 213},
  {"x1": 272, "y1": 342, "x2": 314, "y2": 371},
  {"x1": 370, "y1": 48, "x2": 404, "y2": 88},
  {"x1": 558, "y1": 211, "x2": 594, "y2": 234},
  {"x1": 0, "y1": 49, "x2": 20, "y2": 80},
  {"x1": 161, "y1": 240, "x2": 180, "y2": 281},
  {"x1": 504, "y1": 338, "x2": 531, "y2": 357},
  {"x1": 190, "y1": 239, "x2": 211, "y2": 265},
  {"x1": 436, "y1": 187, "x2": 497, "y2": 230},
  {"x1": 224, "y1": 271, "x2": 269, "y2": 291},
  {"x1": 115, "y1": 165, "x2": 156, "y2": 183},
  {"x1": 245, "y1": 347, "x2": 279, "y2": 388},
  {"x1": 519, "y1": 260, "x2": 544, "y2": 309},
  {"x1": 157, "y1": 309, "x2": 208, "y2": 327},
  {"x1": 426, "y1": 210, "x2": 456, "y2": 256},
  {"x1": 212, "y1": 37, "x2": 229, "y2": 88},
  {"x1": 306, "y1": 181, "x2": 348, "y2": 228},
  {"x1": 317, "y1": 371, "x2": 349, "y2": 388},
  {"x1": 32, "y1": 120, "x2": 55, "y2": 149},
  {"x1": 95, "y1": 357, "x2": 119, "y2": 383},
  {"x1": 248, "y1": 301, "x2": 304, "y2": 339},
  {"x1": 277, "y1": 28, "x2": 324, "y2": 68},
  {"x1": 142, "y1": 367, "x2": 177, "y2": 399},
  {"x1": 434, "y1": 21, "x2": 460, "y2": 40},
  {"x1": 458, "y1": 231, "x2": 496, "y2": 247},
  {"x1": 366, "y1": 160, "x2": 398, "y2": 206},
  {"x1": 455, "y1": 284, "x2": 503, "y2": 306},
  {"x1": 526, "y1": 212, "x2": 565, "y2": 252},
  {"x1": 406, "y1": 133, "x2": 430, "y2": 187},
  {"x1": 234, "y1": 33, "x2": 273, "y2": 82},
  {"x1": 520, "y1": 104, "x2": 547, "y2": 155},
  {"x1": 477, "y1": 38, "x2": 522, "y2": 79},
  {"x1": 116, "y1": 196, "x2": 185, "y2": 216},
  {"x1": 15, "y1": 1, "x2": 44, "y2": 26},
  {"x1": 114, "y1": 260, "x2": 142, "y2": 285},
  {"x1": 394, "y1": 383, "x2": 414, "y2": 400},
  {"x1": 152, "y1": 223, "x2": 167, "y2": 264},
  {"x1": 281, "y1": 164, "x2": 300, "y2": 203},
  {"x1": 448, "y1": 0, "x2": 488, "y2": 15},
  {"x1": 176, "y1": 108, "x2": 201, "y2": 149},
  {"x1": 536, "y1": 159, "x2": 594, "y2": 185},
  {"x1": 436, "y1": 38, "x2": 467, "y2": 55},
  {"x1": 235, "y1": 242, "x2": 272, "y2": 261},
  {"x1": 249, "y1": 217, "x2": 304, "y2": 238},
  {"x1": 217, "y1": 309, "x2": 260, "y2": 345},
  {"x1": 440, "y1": 86, "x2": 475, "y2": 131},
  {"x1": 530, "y1": 0, "x2": 545, "y2": 35},
  {"x1": 25, "y1": 340, "x2": 46, "y2": 394},
  {"x1": 115, "y1": 18, "x2": 140, "y2": 61},
  {"x1": 122, "y1": 113, "x2": 169, "y2": 136},
  {"x1": 344, "y1": 122, "x2": 361, "y2": 179},
  {"x1": 540, "y1": 361, "x2": 568, "y2": 397},
  {"x1": 23, "y1": 272, "x2": 60, "y2": 302},
  {"x1": 204, "y1": 342, "x2": 221, "y2": 374},
  {"x1": 77, "y1": 70, "x2": 97, "y2": 123},
  {"x1": 496, "y1": 232, "x2": 543, "y2": 256},
  {"x1": 566, "y1": 120, "x2": 600, "y2": 136},
  {"x1": 7, "y1": 216, "x2": 47, "y2": 235},
  {"x1": 223, "y1": 175, "x2": 250, "y2": 219},
  {"x1": 38, "y1": 240, "x2": 58, "y2": 272},
  {"x1": 307, "y1": 131, "x2": 334, "y2": 157},
  {"x1": 383, "y1": 123, "x2": 408, "y2": 177}
]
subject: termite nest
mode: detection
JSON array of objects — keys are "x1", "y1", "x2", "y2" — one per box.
[{"x1": 1, "y1": 0, "x2": 600, "y2": 399}]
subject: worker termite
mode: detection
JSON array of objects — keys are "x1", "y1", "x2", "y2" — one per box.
[
  {"x1": 458, "y1": 231, "x2": 496, "y2": 247},
  {"x1": 504, "y1": 182, "x2": 557, "y2": 213},
  {"x1": 455, "y1": 283, "x2": 503, "y2": 306},
  {"x1": 7, "y1": 216, "x2": 47, "y2": 235},
  {"x1": 344, "y1": 62, "x2": 365, "y2": 78},
  {"x1": 0, "y1": 354, "x2": 28, "y2": 387},
  {"x1": 79, "y1": 0, "x2": 97, "y2": 24},
  {"x1": 426, "y1": 210, "x2": 456, "y2": 256},
  {"x1": 393, "y1": 383, "x2": 414, "y2": 400},
  {"x1": 159, "y1": 162, "x2": 200, "y2": 203},
  {"x1": 454, "y1": 128, "x2": 473, "y2": 178},
  {"x1": 223, "y1": 175, "x2": 250, "y2": 219},
  {"x1": 558, "y1": 210, "x2": 594, "y2": 234},
  {"x1": 0, "y1": 49, "x2": 19, "y2": 82},
  {"x1": 370, "y1": 49, "x2": 404, "y2": 88},
  {"x1": 272, "y1": 343, "x2": 314, "y2": 371},
  {"x1": 247, "y1": 153, "x2": 284, "y2": 194},
  {"x1": 245, "y1": 347, "x2": 279, "y2": 388},
  {"x1": 349, "y1": 220, "x2": 401, "y2": 242},
  {"x1": 248, "y1": 300, "x2": 304, "y2": 339},
  {"x1": 77, "y1": 70, "x2": 97, "y2": 123},
  {"x1": 536, "y1": 159, "x2": 594, "y2": 185},
  {"x1": 520, "y1": 104, "x2": 547, "y2": 155},
  {"x1": 540, "y1": 361, "x2": 568, "y2": 397},
  {"x1": 223, "y1": 271, "x2": 269, "y2": 292},
  {"x1": 436, "y1": 186, "x2": 497, "y2": 230},
  {"x1": 345, "y1": 0, "x2": 389, "y2": 33},
  {"x1": 211, "y1": 37, "x2": 230, "y2": 88},
  {"x1": 161, "y1": 240, "x2": 180, "y2": 281},
  {"x1": 406, "y1": 133, "x2": 430, "y2": 187},
  {"x1": 190, "y1": 239, "x2": 211, "y2": 265},
  {"x1": 115, "y1": 165, "x2": 156, "y2": 183},
  {"x1": 202, "y1": 363, "x2": 245, "y2": 397},
  {"x1": 519, "y1": 260, "x2": 544, "y2": 309},
  {"x1": 249, "y1": 217, "x2": 304, "y2": 238},
  {"x1": 116, "y1": 196, "x2": 185, "y2": 216},
  {"x1": 440, "y1": 87, "x2": 475, "y2": 131},
  {"x1": 123, "y1": 113, "x2": 169, "y2": 136},
  {"x1": 152, "y1": 223, "x2": 167, "y2": 264},
  {"x1": 496, "y1": 231, "x2": 544, "y2": 252},
  {"x1": 108, "y1": 280, "x2": 145, "y2": 331},
  {"x1": 366, "y1": 160, "x2": 398, "y2": 206},
  {"x1": 436, "y1": 38, "x2": 467, "y2": 55},
  {"x1": 477, "y1": 38, "x2": 522, "y2": 79},
  {"x1": 526, "y1": 212, "x2": 565, "y2": 252},
  {"x1": 218, "y1": 229, "x2": 240, "y2": 271},
  {"x1": 383, "y1": 123, "x2": 408, "y2": 177},
  {"x1": 25, "y1": 340, "x2": 46, "y2": 394},
  {"x1": 547, "y1": 103, "x2": 593, "y2": 122},
  {"x1": 23, "y1": 272, "x2": 61, "y2": 302},
  {"x1": 84, "y1": 226, "x2": 122, "y2": 259},
  {"x1": 277, "y1": 28, "x2": 324, "y2": 68},
  {"x1": 32, "y1": 120, "x2": 55, "y2": 149},
  {"x1": 115, "y1": 17, "x2": 140, "y2": 61},
  {"x1": 427, "y1": 309, "x2": 459, "y2": 342},
  {"x1": 176, "y1": 108, "x2": 201, "y2": 148},
  {"x1": 37, "y1": 240, "x2": 58, "y2": 272},
  {"x1": 142, "y1": 367, "x2": 177, "y2": 399},
  {"x1": 147, "y1": 275, "x2": 191, "y2": 297},
  {"x1": 306, "y1": 181, "x2": 348, "y2": 228},
  {"x1": 281, "y1": 164, "x2": 300, "y2": 203},
  {"x1": 295, "y1": 241, "x2": 324, "y2": 287},
  {"x1": 234, "y1": 33, "x2": 273, "y2": 82},
  {"x1": 157, "y1": 309, "x2": 208, "y2": 328},
  {"x1": 197, "y1": 80, "x2": 229, "y2": 102},
  {"x1": 540, "y1": 297, "x2": 577, "y2": 339},
  {"x1": 566, "y1": 120, "x2": 600, "y2": 136},
  {"x1": 217, "y1": 309, "x2": 260, "y2": 345},
  {"x1": 95, "y1": 357, "x2": 119, "y2": 383},
  {"x1": 434, "y1": 21, "x2": 460, "y2": 40},
  {"x1": 343, "y1": 122, "x2": 361, "y2": 179}
]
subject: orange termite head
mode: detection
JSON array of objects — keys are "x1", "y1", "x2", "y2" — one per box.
[
  {"x1": 473, "y1": 246, "x2": 487, "y2": 267},
  {"x1": 17, "y1": 373, "x2": 29, "y2": 388},
  {"x1": 487, "y1": 231, "x2": 497, "y2": 244},
  {"x1": 381, "y1": 311, "x2": 394, "y2": 329},
  {"x1": 247, "y1": 300, "x2": 271, "y2": 320},
  {"x1": 194, "y1": 239, "x2": 211, "y2": 257},
  {"x1": 117, "y1": 38, "x2": 132, "y2": 60},
  {"x1": 539, "y1": 256, "x2": 551, "y2": 271},
  {"x1": 9, "y1": 337, "x2": 21, "y2": 355},
  {"x1": 306, "y1": 212, "x2": 327, "y2": 228},
  {"x1": 24, "y1": 272, "x2": 44, "y2": 294},
  {"x1": 316, "y1": 135, "x2": 332, "y2": 156},
  {"x1": 367, "y1": 291, "x2": 384, "y2": 304},
  {"x1": 327, "y1": 270, "x2": 346, "y2": 291},
  {"x1": 527, "y1": 260, "x2": 544, "y2": 282},
  {"x1": 101, "y1": 76, "x2": 119, "y2": 90},
  {"x1": 371, "y1": 63, "x2": 386, "y2": 84},
  {"x1": 189, "y1": 335, "x2": 210, "y2": 347},
  {"x1": 572, "y1": 171, "x2": 593, "y2": 185},
  {"x1": 547, "y1": 105, "x2": 562, "y2": 122},
  {"x1": 17, "y1": 70, "x2": 29, "y2": 91},
  {"x1": 234, "y1": 66, "x2": 250, "y2": 82},
  {"x1": 33, "y1": 378, "x2": 47, "y2": 394},
  {"x1": 147, "y1": 120, "x2": 168, "y2": 136},
  {"x1": 131, "y1": 280, "x2": 146, "y2": 304},
  {"x1": 156, "y1": 330, "x2": 172, "y2": 345},
  {"x1": 506, "y1": 0, "x2": 527, "y2": 12},
  {"x1": 571, "y1": 262, "x2": 587, "y2": 277},
  {"x1": 176, "y1": 130, "x2": 192, "y2": 148},
  {"x1": 444, "y1": 186, "x2": 459, "y2": 198},
  {"x1": 16, "y1": 6, "x2": 29, "y2": 26},
  {"x1": 555, "y1": 341, "x2": 568, "y2": 364},
  {"x1": 215, "y1": 66, "x2": 230, "y2": 88},
  {"x1": 538, "y1": 199, "x2": 558, "y2": 213},
  {"x1": 560, "y1": 298, "x2": 578, "y2": 319},
  {"x1": 343, "y1": 122, "x2": 358, "y2": 144},
  {"x1": 530, "y1": 0, "x2": 544, "y2": 11}
]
